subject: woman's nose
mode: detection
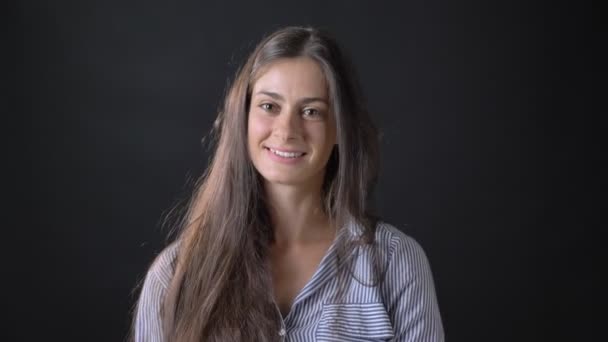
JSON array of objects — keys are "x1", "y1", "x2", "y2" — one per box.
[{"x1": 273, "y1": 107, "x2": 301, "y2": 140}]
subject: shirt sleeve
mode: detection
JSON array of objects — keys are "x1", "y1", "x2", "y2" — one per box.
[
  {"x1": 133, "y1": 265, "x2": 168, "y2": 342},
  {"x1": 382, "y1": 231, "x2": 445, "y2": 341}
]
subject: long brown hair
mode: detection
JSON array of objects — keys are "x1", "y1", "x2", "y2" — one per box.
[{"x1": 135, "y1": 26, "x2": 381, "y2": 341}]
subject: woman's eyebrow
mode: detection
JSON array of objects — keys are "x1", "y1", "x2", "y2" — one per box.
[
  {"x1": 300, "y1": 97, "x2": 329, "y2": 105},
  {"x1": 254, "y1": 90, "x2": 328, "y2": 105},
  {"x1": 255, "y1": 90, "x2": 284, "y2": 101}
]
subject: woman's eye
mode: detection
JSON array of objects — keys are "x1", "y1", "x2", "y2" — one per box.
[
  {"x1": 303, "y1": 108, "x2": 320, "y2": 118},
  {"x1": 260, "y1": 103, "x2": 275, "y2": 112}
]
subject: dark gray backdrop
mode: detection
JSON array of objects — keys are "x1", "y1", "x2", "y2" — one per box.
[{"x1": 18, "y1": 0, "x2": 597, "y2": 341}]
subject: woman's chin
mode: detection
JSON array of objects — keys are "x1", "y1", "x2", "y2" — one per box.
[{"x1": 262, "y1": 176, "x2": 303, "y2": 187}]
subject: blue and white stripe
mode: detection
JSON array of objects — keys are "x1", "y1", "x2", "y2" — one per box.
[{"x1": 133, "y1": 221, "x2": 444, "y2": 341}]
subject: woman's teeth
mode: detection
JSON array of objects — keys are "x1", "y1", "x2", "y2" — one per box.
[{"x1": 269, "y1": 148, "x2": 304, "y2": 158}]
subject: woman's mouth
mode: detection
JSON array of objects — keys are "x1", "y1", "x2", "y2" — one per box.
[
  {"x1": 267, "y1": 147, "x2": 305, "y2": 158},
  {"x1": 264, "y1": 147, "x2": 307, "y2": 163}
]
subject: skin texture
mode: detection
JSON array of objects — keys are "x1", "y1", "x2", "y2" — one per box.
[{"x1": 247, "y1": 57, "x2": 338, "y2": 316}]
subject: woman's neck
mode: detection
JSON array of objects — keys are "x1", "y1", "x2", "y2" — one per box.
[{"x1": 264, "y1": 182, "x2": 335, "y2": 246}]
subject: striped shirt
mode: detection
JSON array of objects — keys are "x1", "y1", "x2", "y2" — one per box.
[{"x1": 133, "y1": 221, "x2": 444, "y2": 341}]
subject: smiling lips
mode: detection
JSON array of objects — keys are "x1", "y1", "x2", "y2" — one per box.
[{"x1": 264, "y1": 146, "x2": 306, "y2": 160}]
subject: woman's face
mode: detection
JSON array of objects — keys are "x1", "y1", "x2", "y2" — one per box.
[{"x1": 247, "y1": 57, "x2": 337, "y2": 190}]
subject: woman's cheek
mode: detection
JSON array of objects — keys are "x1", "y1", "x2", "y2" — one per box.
[{"x1": 249, "y1": 113, "x2": 272, "y2": 140}]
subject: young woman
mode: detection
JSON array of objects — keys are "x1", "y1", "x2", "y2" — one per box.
[{"x1": 131, "y1": 26, "x2": 444, "y2": 342}]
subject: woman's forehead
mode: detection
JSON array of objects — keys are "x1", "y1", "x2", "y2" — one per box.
[{"x1": 251, "y1": 57, "x2": 329, "y2": 100}]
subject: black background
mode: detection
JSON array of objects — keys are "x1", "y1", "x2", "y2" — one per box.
[{"x1": 16, "y1": 0, "x2": 598, "y2": 341}]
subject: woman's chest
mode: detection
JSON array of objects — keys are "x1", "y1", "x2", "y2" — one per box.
[
  {"x1": 270, "y1": 252, "x2": 396, "y2": 341},
  {"x1": 279, "y1": 299, "x2": 395, "y2": 341},
  {"x1": 270, "y1": 243, "x2": 330, "y2": 317}
]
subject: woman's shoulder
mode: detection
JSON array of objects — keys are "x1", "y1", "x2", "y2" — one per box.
[
  {"x1": 371, "y1": 222, "x2": 444, "y2": 340},
  {"x1": 133, "y1": 241, "x2": 181, "y2": 341},
  {"x1": 374, "y1": 221, "x2": 426, "y2": 250},
  {"x1": 145, "y1": 240, "x2": 181, "y2": 289},
  {"x1": 372, "y1": 221, "x2": 432, "y2": 269}
]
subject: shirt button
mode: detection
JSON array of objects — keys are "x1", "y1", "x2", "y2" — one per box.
[{"x1": 278, "y1": 328, "x2": 286, "y2": 336}]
